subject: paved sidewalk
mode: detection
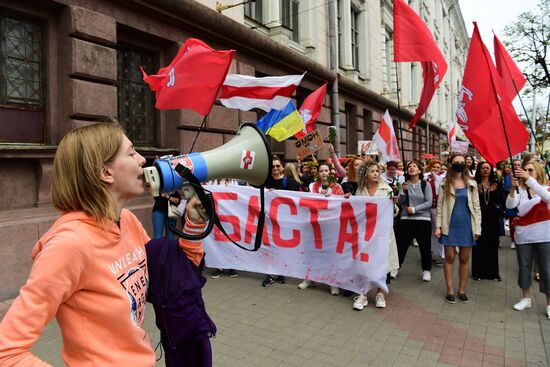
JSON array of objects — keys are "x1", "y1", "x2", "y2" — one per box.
[{"x1": 1, "y1": 236, "x2": 549, "y2": 366}]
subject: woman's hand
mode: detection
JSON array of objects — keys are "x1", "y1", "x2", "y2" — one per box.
[
  {"x1": 185, "y1": 196, "x2": 207, "y2": 225},
  {"x1": 474, "y1": 234, "x2": 480, "y2": 240},
  {"x1": 328, "y1": 144, "x2": 335, "y2": 156},
  {"x1": 434, "y1": 227, "x2": 441, "y2": 239},
  {"x1": 514, "y1": 168, "x2": 529, "y2": 179},
  {"x1": 406, "y1": 206, "x2": 414, "y2": 214},
  {"x1": 392, "y1": 196, "x2": 399, "y2": 204},
  {"x1": 511, "y1": 177, "x2": 519, "y2": 187}
]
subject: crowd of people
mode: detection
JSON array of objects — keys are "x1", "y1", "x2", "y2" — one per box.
[
  {"x1": 209, "y1": 146, "x2": 550, "y2": 318},
  {"x1": 0, "y1": 121, "x2": 548, "y2": 367}
]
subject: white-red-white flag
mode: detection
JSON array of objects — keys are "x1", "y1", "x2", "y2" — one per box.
[
  {"x1": 373, "y1": 110, "x2": 401, "y2": 162},
  {"x1": 219, "y1": 73, "x2": 305, "y2": 112},
  {"x1": 447, "y1": 119, "x2": 456, "y2": 147}
]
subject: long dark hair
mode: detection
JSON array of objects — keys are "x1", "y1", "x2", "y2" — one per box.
[
  {"x1": 474, "y1": 161, "x2": 496, "y2": 184},
  {"x1": 465, "y1": 154, "x2": 476, "y2": 171}
]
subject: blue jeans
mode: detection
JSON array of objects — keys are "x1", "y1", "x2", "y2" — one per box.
[{"x1": 152, "y1": 210, "x2": 177, "y2": 239}]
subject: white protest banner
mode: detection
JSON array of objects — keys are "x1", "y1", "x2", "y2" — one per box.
[{"x1": 202, "y1": 185, "x2": 393, "y2": 293}]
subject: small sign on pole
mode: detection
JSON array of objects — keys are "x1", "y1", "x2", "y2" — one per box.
[
  {"x1": 450, "y1": 140, "x2": 469, "y2": 154},
  {"x1": 358, "y1": 140, "x2": 377, "y2": 156}
]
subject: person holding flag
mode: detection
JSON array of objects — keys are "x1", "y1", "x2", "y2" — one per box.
[{"x1": 506, "y1": 161, "x2": 550, "y2": 318}]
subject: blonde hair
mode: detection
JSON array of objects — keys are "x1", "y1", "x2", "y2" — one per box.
[
  {"x1": 52, "y1": 122, "x2": 125, "y2": 224},
  {"x1": 284, "y1": 163, "x2": 301, "y2": 184},
  {"x1": 523, "y1": 161, "x2": 546, "y2": 186},
  {"x1": 357, "y1": 161, "x2": 381, "y2": 193}
]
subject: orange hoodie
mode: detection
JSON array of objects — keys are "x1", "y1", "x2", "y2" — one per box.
[{"x1": 0, "y1": 210, "x2": 155, "y2": 366}]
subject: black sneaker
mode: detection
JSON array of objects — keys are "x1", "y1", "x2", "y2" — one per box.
[
  {"x1": 228, "y1": 269, "x2": 238, "y2": 278},
  {"x1": 275, "y1": 275, "x2": 286, "y2": 284},
  {"x1": 211, "y1": 269, "x2": 224, "y2": 279},
  {"x1": 458, "y1": 293, "x2": 469, "y2": 303},
  {"x1": 445, "y1": 293, "x2": 456, "y2": 304},
  {"x1": 262, "y1": 275, "x2": 274, "y2": 287}
]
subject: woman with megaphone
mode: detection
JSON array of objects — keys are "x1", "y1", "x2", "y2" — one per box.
[{"x1": 0, "y1": 122, "x2": 212, "y2": 366}]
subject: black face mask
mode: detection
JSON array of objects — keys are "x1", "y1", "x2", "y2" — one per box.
[{"x1": 452, "y1": 163, "x2": 465, "y2": 173}]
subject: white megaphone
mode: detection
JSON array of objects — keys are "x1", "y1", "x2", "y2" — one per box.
[{"x1": 143, "y1": 123, "x2": 272, "y2": 197}]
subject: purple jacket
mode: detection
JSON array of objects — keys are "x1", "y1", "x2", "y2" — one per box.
[{"x1": 146, "y1": 239, "x2": 216, "y2": 346}]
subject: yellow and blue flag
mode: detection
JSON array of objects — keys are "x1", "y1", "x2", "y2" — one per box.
[{"x1": 256, "y1": 101, "x2": 304, "y2": 141}]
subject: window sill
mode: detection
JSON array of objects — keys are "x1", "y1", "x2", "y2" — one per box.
[
  {"x1": 0, "y1": 144, "x2": 57, "y2": 158},
  {"x1": 135, "y1": 146, "x2": 180, "y2": 159}
]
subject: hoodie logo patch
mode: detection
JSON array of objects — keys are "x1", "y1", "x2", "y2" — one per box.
[{"x1": 116, "y1": 258, "x2": 148, "y2": 327}]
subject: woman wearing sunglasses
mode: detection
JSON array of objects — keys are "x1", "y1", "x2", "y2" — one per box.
[{"x1": 506, "y1": 160, "x2": 550, "y2": 318}]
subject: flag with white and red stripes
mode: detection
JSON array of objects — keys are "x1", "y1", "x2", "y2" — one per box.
[
  {"x1": 373, "y1": 110, "x2": 400, "y2": 162},
  {"x1": 447, "y1": 119, "x2": 456, "y2": 147},
  {"x1": 219, "y1": 73, "x2": 305, "y2": 112},
  {"x1": 514, "y1": 190, "x2": 550, "y2": 244}
]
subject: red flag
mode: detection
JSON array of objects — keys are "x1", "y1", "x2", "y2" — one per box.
[
  {"x1": 142, "y1": 38, "x2": 235, "y2": 116},
  {"x1": 393, "y1": 0, "x2": 447, "y2": 128},
  {"x1": 493, "y1": 33, "x2": 526, "y2": 101},
  {"x1": 456, "y1": 23, "x2": 528, "y2": 166},
  {"x1": 295, "y1": 82, "x2": 327, "y2": 138}
]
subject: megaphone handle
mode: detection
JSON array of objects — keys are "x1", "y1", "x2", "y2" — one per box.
[{"x1": 173, "y1": 163, "x2": 266, "y2": 251}]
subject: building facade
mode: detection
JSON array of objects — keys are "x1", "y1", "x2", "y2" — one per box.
[{"x1": 0, "y1": 0, "x2": 469, "y2": 298}]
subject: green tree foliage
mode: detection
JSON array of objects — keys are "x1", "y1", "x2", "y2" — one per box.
[{"x1": 503, "y1": 0, "x2": 550, "y2": 89}]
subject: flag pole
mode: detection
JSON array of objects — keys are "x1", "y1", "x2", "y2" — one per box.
[
  {"x1": 510, "y1": 79, "x2": 542, "y2": 155},
  {"x1": 189, "y1": 116, "x2": 207, "y2": 153},
  {"x1": 542, "y1": 92, "x2": 549, "y2": 158},
  {"x1": 393, "y1": 63, "x2": 406, "y2": 159},
  {"x1": 480, "y1": 40, "x2": 518, "y2": 174}
]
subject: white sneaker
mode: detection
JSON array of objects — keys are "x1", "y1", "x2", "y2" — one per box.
[
  {"x1": 510, "y1": 243, "x2": 516, "y2": 249},
  {"x1": 298, "y1": 280, "x2": 312, "y2": 290},
  {"x1": 513, "y1": 298, "x2": 532, "y2": 311},
  {"x1": 330, "y1": 286, "x2": 340, "y2": 296},
  {"x1": 412, "y1": 239, "x2": 419, "y2": 247},
  {"x1": 390, "y1": 269, "x2": 399, "y2": 279},
  {"x1": 547, "y1": 306, "x2": 550, "y2": 320},
  {"x1": 422, "y1": 271, "x2": 431, "y2": 282},
  {"x1": 375, "y1": 293, "x2": 386, "y2": 308},
  {"x1": 353, "y1": 294, "x2": 368, "y2": 310}
]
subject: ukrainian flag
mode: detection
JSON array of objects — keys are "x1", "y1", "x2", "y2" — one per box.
[{"x1": 256, "y1": 101, "x2": 304, "y2": 141}]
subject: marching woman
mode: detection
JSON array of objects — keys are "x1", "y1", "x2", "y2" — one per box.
[
  {"x1": 298, "y1": 162, "x2": 344, "y2": 295},
  {"x1": 341, "y1": 156, "x2": 363, "y2": 197},
  {"x1": 506, "y1": 161, "x2": 550, "y2": 318},
  {"x1": 0, "y1": 122, "x2": 210, "y2": 366},
  {"x1": 472, "y1": 162, "x2": 504, "y2": 281},
  {"x1": 435, "y1": 154, "x2": 481, "y2": 304},
  {"x1": 353, "y1": 161, "x2": 399, "y2": 310},
  {"x1": 396, "y1": 161, "x2": 433, "y2": 281}
]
